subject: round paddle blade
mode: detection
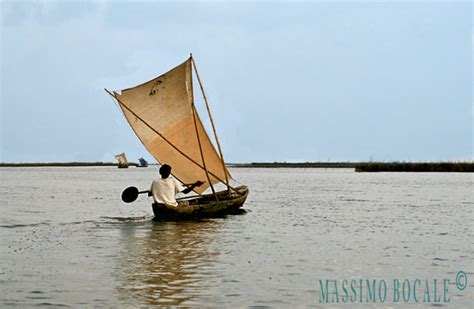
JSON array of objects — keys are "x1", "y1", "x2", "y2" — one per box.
[{"x1": 121, "y1": 186, "x2": 139, "y2": 203}]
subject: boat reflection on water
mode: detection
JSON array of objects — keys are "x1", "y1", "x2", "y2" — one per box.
[{"x1": 114, "y1": 219, "x2": 222, "y2": 306}]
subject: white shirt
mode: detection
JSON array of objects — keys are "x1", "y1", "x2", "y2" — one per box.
[{"x1": 150, "y1": 177, "x2": 185, "y2": 206}]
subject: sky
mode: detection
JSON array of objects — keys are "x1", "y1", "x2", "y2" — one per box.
[{"x1": 1, "y1": 0, "x2": 472, "y2": 163}]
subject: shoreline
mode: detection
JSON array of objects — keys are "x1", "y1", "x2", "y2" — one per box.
[
  {"x1": 0, "y1": 162, "x2": 123, "y2": 167},
  {"x1": 1, "y1": 161, "x2": 472, "y2": 172},
  {"x1": 231, "y1": 162, "x2": 473, "y2": 172}
]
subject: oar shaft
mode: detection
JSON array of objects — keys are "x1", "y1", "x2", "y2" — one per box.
[{"x1": 137, "y1": 183, "x2": 197, "y2": 195}]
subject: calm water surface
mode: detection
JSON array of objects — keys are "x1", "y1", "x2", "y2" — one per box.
[{"x1": 1, "y1": 167, "x2": 472, "y2": 307}]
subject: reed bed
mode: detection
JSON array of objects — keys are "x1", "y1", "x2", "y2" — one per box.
[
  {"x1": 355, "y1": 162, "x2": 474, "y2": 172},
  {"x1": 0, "y1": 162, "x2": 127, "y2": 167}
]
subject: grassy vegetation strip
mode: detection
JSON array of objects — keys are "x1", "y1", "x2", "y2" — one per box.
[
  {"x1": 355, "y1": 162, "x2": 474, "y2": 172},
  {"x1": 0, "y1": 162, "x2": 122, "y2": 167},
  {"x1": 229, "y1": 162, "x2": 357, "y2": 168},
  {"x1": 1, "y1": 162, "x2": 472, "y2": 172},
  {"x1": 230, "y1": 162, "x2": 473, "y2": 172}
]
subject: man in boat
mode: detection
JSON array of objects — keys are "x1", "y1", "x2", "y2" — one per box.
[{"x1": 150, "y1": 164, "x2": 204, "y2": 207}]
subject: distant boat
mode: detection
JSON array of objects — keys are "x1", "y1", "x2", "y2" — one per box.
[
  {"x1": 137, "y1": 157, "x2": 148, "y2": 167},
  {"x1": 115, "y1": 153, "x2": 129, "y2": 168},
  {"x1": 106, "y1": 54, "x2": 248, "y2": 219}
]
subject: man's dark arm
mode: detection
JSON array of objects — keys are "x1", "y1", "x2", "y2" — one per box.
[{"x1": 181, "y1": 181, "x2": 204, "y2": 194}]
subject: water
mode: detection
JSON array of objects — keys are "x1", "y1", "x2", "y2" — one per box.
[{"x1": 1, "y1": 167, "x2": 472, "y2": 307}]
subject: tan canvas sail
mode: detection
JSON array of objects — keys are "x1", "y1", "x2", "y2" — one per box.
[
  {"x1": 115, "y1": 153, "x2": 129, "y2": 168},
  {"x1": 113, "y1": 58, "x2": 231, "y2": 194}
]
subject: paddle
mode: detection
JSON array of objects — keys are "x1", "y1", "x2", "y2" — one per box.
[
  {"x1": 121, "y1": 186, "x2": 149, "y2": 203},
  {"x1": 121, "y1": 182, "x2": 204, "y2": 203}
]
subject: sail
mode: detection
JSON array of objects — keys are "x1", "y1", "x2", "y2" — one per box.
[
  {"x1": 114, "y1": 58, "x2": 231, "y2": 194},
  {"x1": 115, "y1": 153, "x2": 129, "y2": 168},
  {"x1": 138, "y1": 157, "x2": 148, "y2": 167}
]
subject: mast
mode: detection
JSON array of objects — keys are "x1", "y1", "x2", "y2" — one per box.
[
  {"x1": 187, "y1": 58, "x2": 218, "y2": 201},
  {"x1": 190, "y1": 54, "x2": 231, "y2": 192}
]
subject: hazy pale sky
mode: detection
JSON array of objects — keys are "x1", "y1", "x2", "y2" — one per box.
[{"x1": 1, "y1": 0, "x2": 472, "y2": 163}]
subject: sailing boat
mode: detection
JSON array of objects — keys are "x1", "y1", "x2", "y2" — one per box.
[
  {"x1": 137, "y1": 157, "x2": 148, "y2": 167},
  {"x1": 105, "y1": 54, "x2": 248, "y2": 219},
  {"x1": 115, "y1": 153, "x2": 129, "y2": 168}
]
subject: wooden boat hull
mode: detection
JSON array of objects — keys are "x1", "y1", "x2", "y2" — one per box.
[{"x1": 152, "y1": 185, "x2": 249, "y2": 220}]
